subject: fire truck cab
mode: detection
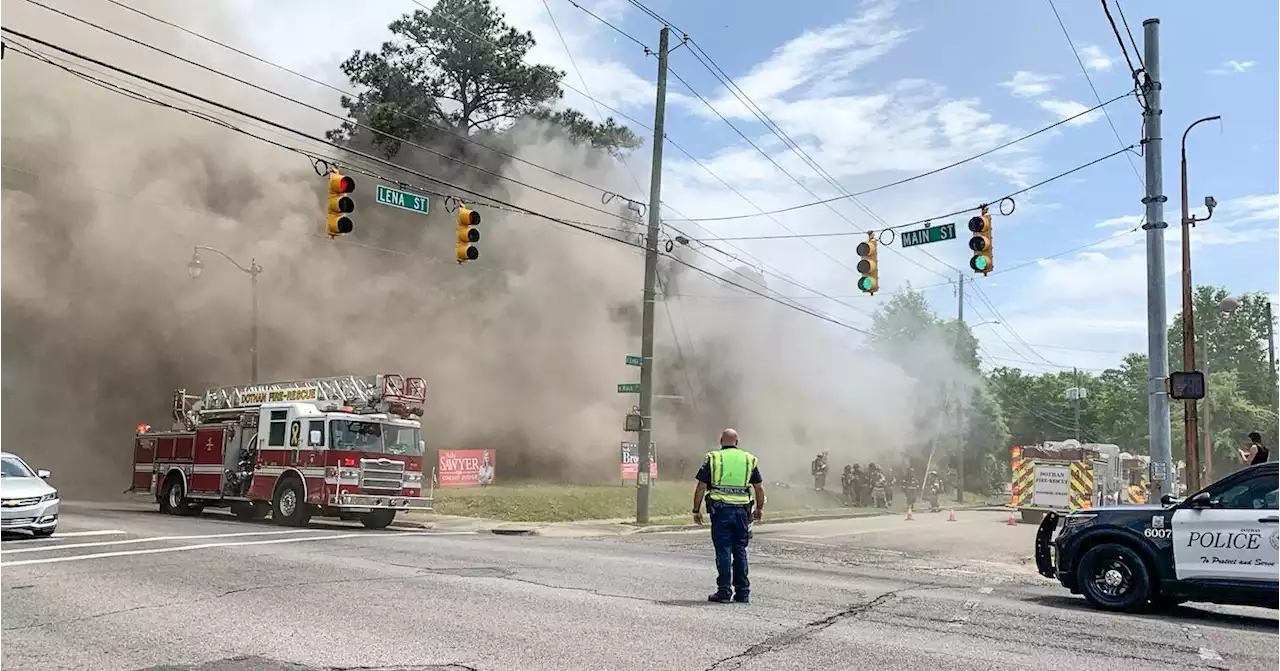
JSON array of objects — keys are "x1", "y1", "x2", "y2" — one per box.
[{"x1": 130, "y1": 373, "x2": 433, "y2": 529}]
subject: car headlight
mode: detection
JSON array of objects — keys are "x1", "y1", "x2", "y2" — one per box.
[
  {"x1": 40, "y1": 491, "x2": 58, "y2": 502},
  {"x1": 404, "y1": 472, "x2": 423, "y2": 483},
  {"x1": 1063, "y1": 513, "x2": 1096, "y2": 527}
]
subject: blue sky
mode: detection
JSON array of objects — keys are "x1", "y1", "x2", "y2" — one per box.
[{"x1": 229, "y1": 0, "x2": 1276, "y2": 374}]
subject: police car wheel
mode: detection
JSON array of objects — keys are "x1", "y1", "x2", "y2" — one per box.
[{"x1": 1076, "y1": 542, "x2": 1152, "y2": 612}]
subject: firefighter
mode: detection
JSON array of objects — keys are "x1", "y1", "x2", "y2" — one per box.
[
  {"x1": 811, "y1": 453, "x2": 828, "y2": 491},
  {"x1": 903, "y1": 468, "x2": 920, "y2": 511},
  {"x1": 924, "y1": 470, "x2": 942, "y2": 512},
  {"x1": 883, "y1": 465, "x2": 896, "y2": 506},
  {"x1": 850, "y1": 463, "x2": 866, "y2": 506},
  {"x1": 840, "y1": 465, "x2": 855, "y2": 506},
  {"x1": 693, "y1": 428, "x2": 764, "y2": 604},
  {"x1": 869, "y1": 464, "x2": 888, "y2": 508}
]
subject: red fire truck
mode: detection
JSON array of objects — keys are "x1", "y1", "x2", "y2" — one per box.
[{"x1": 130, "y1": 373, "x2": 433, "y2": 529}]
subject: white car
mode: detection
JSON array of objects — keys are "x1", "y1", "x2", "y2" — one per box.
[{"x1": 1, "y1": 452, "x2": 59, "y2": 537}]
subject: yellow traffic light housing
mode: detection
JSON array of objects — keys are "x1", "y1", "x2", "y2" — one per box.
[
  {"x1": 856, "y1": 233, "x2": 878, "y2": 295},
  {"x1": 968, "y1": 210, "x2": 992, "y2": 274},
  {"x1": 455, "y1": 205, "x2": 480, "y2": 263},
  {"x1": 326, "y1": 170, "x2": 355, "y2": 237}
]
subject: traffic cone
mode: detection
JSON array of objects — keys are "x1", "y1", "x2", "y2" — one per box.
[
  {"x1": 905, "y1": 507, "x2": 915, "y2": 521},
  {"x1": 947, "y1": 509, "x2": 957, "y2": 522},
  {"x1": 1007, "y1": 511, "x2": 1018, "y2": 526}
]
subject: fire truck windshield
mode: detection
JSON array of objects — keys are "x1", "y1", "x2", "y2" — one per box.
[{"x1": 329, "y1": 420, "x2": 422, "y2": 456}]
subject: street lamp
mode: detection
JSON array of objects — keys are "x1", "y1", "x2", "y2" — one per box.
[
  {"x1": 187, "y1": 245, "x2": 264, "y2": 382},
  {"x1": 1178, "y1": 114, "x2": 1221, "y2": 493}
]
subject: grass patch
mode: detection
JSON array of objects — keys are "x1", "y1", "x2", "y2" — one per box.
[{"x1": 430, "y1": 482, "x2": 852, "y2": 523}]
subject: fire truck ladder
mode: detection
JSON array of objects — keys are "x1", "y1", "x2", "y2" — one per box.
[{"x1": 173, "y1": 374, "x2": 426, "y2": 428}]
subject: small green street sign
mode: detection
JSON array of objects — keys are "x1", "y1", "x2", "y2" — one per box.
[
  {"x1": 375, "y1": 184, "x2": 430, "y2": 215},
  {"x1": 617, "y1": 383, "x2": 641, "y2": 393},
  {"x1": 625, "y1": 355, "x2": 643, "y2": 367},
  {"x1": 900, "y1": 222, "x2": 956, "y2": 248}
]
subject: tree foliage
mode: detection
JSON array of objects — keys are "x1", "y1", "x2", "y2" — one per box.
[
  {"x1": 328, "y1": 0, "x2": 638, "y2": 158},
  {"x1": 872, "y1": 284, "x2": 1275, "y2": 492}
]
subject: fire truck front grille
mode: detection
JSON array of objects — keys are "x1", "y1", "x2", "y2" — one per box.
[{"x1": 359, "y1": 458, "x2": 406, "y2": 492}]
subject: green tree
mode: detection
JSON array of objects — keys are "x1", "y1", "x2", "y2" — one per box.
[
  {"x1": 529, "y1": 108, "x2": 643, "y2": 157},
  {"x1": 330, "y1": 0, "x2": 563, "y2": 155},
  {"x1": 1167, "y1": 286, "x2": 1276, "y2": 411},
  {"x1": 1089, "y1": 353, "x2": 1150, "y2": 451}
]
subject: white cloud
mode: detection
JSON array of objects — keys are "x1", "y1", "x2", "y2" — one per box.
[
  {"x1": 1094, "y1": 214, "x2": 1144, "y2": 229},
  {"x1": 1209, "y1": 60, "x2": 1256, "y2": 75},
  {"x1": 999, "y1": 71, "x2": 1058, "y2": 98},
  {"x1": 1036, "y1": 99, "x2": 1101, "y2": 125},
  {"x1": 1076, "y1": 44, "x2": 1113, "y2": 73}
]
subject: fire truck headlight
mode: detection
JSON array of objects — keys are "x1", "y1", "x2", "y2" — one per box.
[
  {"x1": 41, "y1": 491, "x2": 58, "y2": 503},
  {"x1": 404, "y1": 472, "x2": 422, "y2": 483},
  {"x1": 339, "y1": 469, "x2": 359, "y2": 479}
]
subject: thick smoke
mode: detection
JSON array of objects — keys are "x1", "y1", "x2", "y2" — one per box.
[{"x1": 1, "y1": 0, "x2": 973, "y2": 498}]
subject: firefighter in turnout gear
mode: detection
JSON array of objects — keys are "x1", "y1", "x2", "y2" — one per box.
[{"x1": 693, "y1": 428, "x2": 765, "y2": 604}]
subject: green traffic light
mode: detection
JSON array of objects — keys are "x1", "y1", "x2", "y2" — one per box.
[
  {"x1": 858, "y1": 277, "x2": 874, "y2": 293},
  {"x1": 970, "y1": 255, "x2": 990, "y2": 272}
]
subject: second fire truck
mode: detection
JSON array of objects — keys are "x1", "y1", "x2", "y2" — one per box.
[{"x1": 130, "y1": 373, "x2": 433, "y2": 529}]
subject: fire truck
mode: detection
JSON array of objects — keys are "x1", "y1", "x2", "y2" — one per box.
[{"x1": 130, "y1": 373, "x2": 433, "y2": 529}]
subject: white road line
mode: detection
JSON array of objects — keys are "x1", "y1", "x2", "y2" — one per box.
[
  {"x1": 1, "y1": 528, "x2": 321, "y2": 554},
  {"x1": 1, "y1": 531, "x2": 476, "y2": 567},
  {"x1": 771, "y1": 538, "x2": 838, "y2": 548}
]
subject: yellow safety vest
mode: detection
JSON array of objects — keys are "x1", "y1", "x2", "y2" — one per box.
[{"x1": 706, "y1": 448, "x2": 757, "y2": 506}]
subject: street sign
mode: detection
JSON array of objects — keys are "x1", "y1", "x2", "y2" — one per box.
[
  {"x1": 617, "y1": 383, "x2": 641, "y2": 393},
  {"x1": 900, "y1": 222, "x2": 956, "y2": 248},
  {"x1": 375, "y1": 184, "x2": 430, "y2": 215},
  {"x1": 625, "y1": 355, "x2": 643, "y2": 367}
]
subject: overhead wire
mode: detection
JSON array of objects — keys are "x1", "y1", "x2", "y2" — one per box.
[
  {"x1": 0, "y1": 27, "x2": 872, "y2": 336},
  {"x1": 1045, "y1": 0, "x2": 1145, "y2": 185},
  {"x1": 665, "y1": 92, "x2": 1133, "y2": 223},
  {"x1": 704, "y1": 145, "x2": 1137, "y2": 240}
]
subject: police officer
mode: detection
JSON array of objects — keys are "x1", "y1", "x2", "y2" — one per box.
[{"x1": 693, "y1": 428, "x2": 764, "y2": 604}]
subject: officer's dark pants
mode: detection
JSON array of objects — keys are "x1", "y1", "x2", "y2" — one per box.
[{"x1": 710, "y1": 504, "x2": 751, "y2": 597}]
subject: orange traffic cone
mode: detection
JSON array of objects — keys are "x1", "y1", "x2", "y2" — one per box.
[
  {"x1": 905, "y1": 507, "x2": 915, "y2": 521},
  {"x1": 1007, "y1": 511, "x2": 1018, "y2": 526},
  {"x1": 947, "y1": 509, "x2": 957, "y2": 522}
]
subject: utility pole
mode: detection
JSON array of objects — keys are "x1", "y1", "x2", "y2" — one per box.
[
  {"x1": 1268, "y1": 301, "x2": 1278, "y2": 411},
  {"x1": 635, "y1": 26, "x2": 670, "y2": 524},
  {"x1": 955, "y1": 272, "x2": 965, "y2": 504},
  {"x1": 1072, "y1": 368, "x2": 1081, "y2": 442},
  {"x1": 1141, "y1": 18, "x2": 1174, "y2": 500}
]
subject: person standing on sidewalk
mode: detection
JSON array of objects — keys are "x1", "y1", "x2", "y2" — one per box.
[{"x1": 692, "y1": 428, "x2": 764, "y2": 603}]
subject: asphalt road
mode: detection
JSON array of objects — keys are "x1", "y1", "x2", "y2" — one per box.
[{"x1": 2, "y1": 503, "x2": 1275, "y2": 671}]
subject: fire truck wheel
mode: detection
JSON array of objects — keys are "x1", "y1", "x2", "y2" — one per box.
[
  {"x1": 231, "y1": 501, "x2": 270, "y2": 521},
  {"x1": 271, "y1": 477, "x2": 312, "y2": 527},
  {"x1": 360, "y1": 509, "x2": 396, "y2": 530},
  {"x1": 160, "y1": 476, "x2": 199, "y2": 516}
]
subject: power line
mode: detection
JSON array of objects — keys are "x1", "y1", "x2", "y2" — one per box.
[
  {"x1": 1045, "y1": 0, "x2": 1145, "y2": 186},
  {"x1": 968, "y1": 283, "x2": 1063, "y2": 368},
  {"x1": 705, "y1": 145, "x2": 1136, "y2": 240},
  {"x1": 0, "y1": 28, "x2": 871, "y2": 336},
  {"x1": 665, "y1": 92, "x2": 1132, "y2": 223}
]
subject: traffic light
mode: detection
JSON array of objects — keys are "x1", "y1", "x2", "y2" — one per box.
[
  {"x1": 326, "y1": 170, "x2": 355, "y2": 237},
  {"x1": 856, "y1": 233, "x2": 878, "y2": 295},
  {"x1": 455, "y1": 205, "x2": 480, "y2": 263},
  {"x1": 967, "y1": 210, "x2": 992, "y2": 274}
]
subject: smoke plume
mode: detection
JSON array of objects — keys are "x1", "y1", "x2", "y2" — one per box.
[{"x1": 1, "y1": 0, "x2": 974, "y2": 498}]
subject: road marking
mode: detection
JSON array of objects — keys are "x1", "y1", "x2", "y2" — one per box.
[
  {"x1": 0, "y1": 528, "x2": 320, "y2": 554},
  {"x1": 771, "y1": 538, "x2": 837, "y2": 548},
  {"x1": 978, "y1": 587, "x2": 994, "y2": 594},
  {"x1": 1198, "y1": 648, "x2": 1222, "y2": 662},
  {"x1": 0, "y1": 531, "x2": 475, "y2": 567}
]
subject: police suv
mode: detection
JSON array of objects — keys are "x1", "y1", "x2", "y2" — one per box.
[{"x1": 1035, "y1": 461, "x2": 1278, "y2": 612}]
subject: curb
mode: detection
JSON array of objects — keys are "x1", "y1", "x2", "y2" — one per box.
[
  {"x1": 390, "y1": 520, "x2": 437, "y2": 530},
  {"x1": 629, "y1": 503, "x2": 1001, "y2": 533}
]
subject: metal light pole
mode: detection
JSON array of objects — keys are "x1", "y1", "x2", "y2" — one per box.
[
  {"x1": 188, "y1": 245, "x2": 264, "y2": 382},
  {"x1": 1202, "y1": 296, "x2": 1240, "y2": 484},
  {"x1": 1178, "y1": 115, "x2": 1221, "y2": 493}
]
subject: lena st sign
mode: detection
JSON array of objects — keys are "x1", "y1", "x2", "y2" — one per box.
[{"x1": 375, "y1": 185, "x2": 430, "y2": 215}]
